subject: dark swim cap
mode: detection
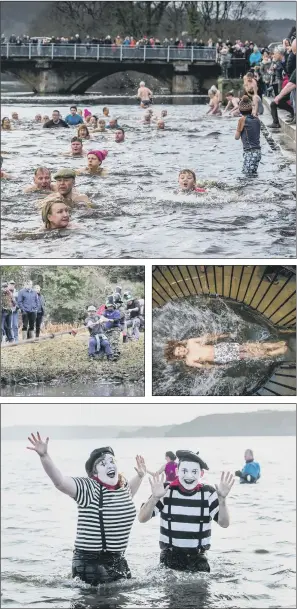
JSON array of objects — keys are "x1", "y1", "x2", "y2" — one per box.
[
  {"x1": 176, "y1": 450, "x2": 209, "y2": 470},
  {"x1": 85, "y1": 447, "x2": 115, "y2": 475}
]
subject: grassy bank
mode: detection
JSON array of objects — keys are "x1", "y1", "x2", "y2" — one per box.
[{"x1": 1, "y1": 332, "x2": 144, "y2": 386}]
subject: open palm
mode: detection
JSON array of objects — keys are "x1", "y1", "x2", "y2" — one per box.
[
  {"x1": 134, "y1": 455, "x2": 146, "y2": 478},
  {"x1": 27, "y1": 432, "x2": 49, "y2": 456},
  {"x1": 149, "y1": 473, "x2": 167, "y2": 499},
  {"x1": 215, "y1": 471, "x2": 235, "y2": 498}
]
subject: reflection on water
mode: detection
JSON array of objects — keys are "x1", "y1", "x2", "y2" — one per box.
[
  {"x1": 1, "y1": 381, "x2": 144, "y2": 398},
  {"x1": 1, "y1": 97, "x2": 295, "y2": 258},
  {"x1": 152, "y1": 296, "x2": 295, "y2": 396}
]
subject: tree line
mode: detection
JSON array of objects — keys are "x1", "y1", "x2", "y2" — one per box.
[
  {"x1": 28, "y1": 1, "x2": 270, "y2": 43},
  {"x1": 1, "y1": 265, "x2": 144, "y2": 323}
]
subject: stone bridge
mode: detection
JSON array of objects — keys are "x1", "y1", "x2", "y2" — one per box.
[{"x1": 1, "y1": 43, "x2": 221, "y2": 94}]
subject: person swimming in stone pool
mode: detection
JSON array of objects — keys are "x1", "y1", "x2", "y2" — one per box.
[{"x1": 164, "y1": 333, "x2": 288, "y2": 368}]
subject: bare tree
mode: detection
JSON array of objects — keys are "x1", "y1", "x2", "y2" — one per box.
[{"x1": 165, "y1": 2, "x2": 188, "y2": 38}]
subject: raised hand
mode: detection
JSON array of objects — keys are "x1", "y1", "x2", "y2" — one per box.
[
  {"x1": 149, "y1": 473, "x2": 167, "y2": 499},
  {"x1": 27, "y1": 432, "x2": 49, "y2": 457},
  {"x1": 215, "y1": 471, "x2": 235, "y2": 498},
  {"x1": 134, "y1": 455, "x2": 146, "y2": 479}
]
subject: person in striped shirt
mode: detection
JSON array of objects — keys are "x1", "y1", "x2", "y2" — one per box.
[
  {"x1": 27, "y1": 432, "x2": 147, "y2": 585},
  {"x1": 139, "y1": 450, "x2": 234, "y2": 572}
]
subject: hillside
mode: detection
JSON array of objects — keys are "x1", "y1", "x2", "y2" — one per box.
[
  {"x1": 117, "y1": 410, "x2": 296, "y2": 438},
  {"x1": 1, "y1": 424, "x2": 139, "y2": 441}
]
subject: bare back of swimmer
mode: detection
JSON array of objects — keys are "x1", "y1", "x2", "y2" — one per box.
[{"x1": 137, "y1": 81, "x2": 153, "y2": 103}]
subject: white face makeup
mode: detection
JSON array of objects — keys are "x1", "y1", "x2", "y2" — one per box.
[
  {"x1": 178, "y1": 460, "x2": 201, "y2": 490},
  {"x1": 93, "y1": 453, "x2": 119, "y2": 485}
]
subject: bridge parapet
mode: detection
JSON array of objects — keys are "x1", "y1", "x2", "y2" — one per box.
[{"x1": 1, "y1": 43, "x2": 218, "y2": 64}]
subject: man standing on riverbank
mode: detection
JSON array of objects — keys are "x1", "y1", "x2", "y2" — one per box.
[{"x1": 17, "y1": 280, "x2": 39, "y2": 340}]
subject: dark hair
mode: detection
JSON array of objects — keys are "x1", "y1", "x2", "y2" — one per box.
[
  {"x1": 53, "y1": 109, "x2": 60, "y2": 114},
  {"x1": 166, "y1": 451, "x2": 176, "y2": 461},
  {"x1": 116, "y1": 127, "x2": 125, "y2": 134},
  {"x1": 70, "y1": 105, "x2": 77, "y2": 110},
  {"x1": 246, "y1": 71, "x2": 254, "y2": 78},
  {"x1": 226, "y1": 90, "x2": 234, "y2": 97},
  {"x1": 1, "y1": 117, "x2": 10, "y2": 126},
  {"x1": 164, "y1": 340, "x2": 187, "y2": 362},
  {"x1": 71, "y1": 136, "x2": 82, "y2": 143}
]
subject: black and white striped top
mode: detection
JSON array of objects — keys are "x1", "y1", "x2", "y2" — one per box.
[
  {"x1": 152, "y1": 484, "x2": 219, "y2": 550},
  {"x1": 72, "y1": 477, "x2": 136, "y2": 552}
]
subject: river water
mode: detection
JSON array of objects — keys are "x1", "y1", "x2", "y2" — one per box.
[
  {"x1": 1, "y1": 435, "x2": 295, "y2": 609},
  {"x1": 0, "y1": 380, "x2": 144, "y2": 398},
  {"x1": 1, "y1": 94, "x2": 296, "y2": 258},
  {"x1": 152, "y1": 296, "x2": 295, "y2": 396}
]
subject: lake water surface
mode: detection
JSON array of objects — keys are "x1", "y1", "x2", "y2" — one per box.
[
  {"x1": 1, "y1": 97, "x2": 295, "y2": 258},
  {"x1": 2, "y1": 435, "x2": 295, "y2": 608}
]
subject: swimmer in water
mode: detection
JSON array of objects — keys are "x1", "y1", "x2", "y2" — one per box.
[
  {"x1": 115, "y1": 128, "x2": 125, "y2": 143},
  {"x1": 41, "y1": 169, "x2": 92, "y2": 208},
  {"x1": 177, "y1": 169, "x2": 206, "y2": 193},
  {"x1": 63, "y1": 137, "x2": 85, "y2": 157},
  {"x1": 223, "y1": 91, "x2": 240, "y2": 117},
  {"x1": 77, "y1": 125, "x2": 91, "y2": 140},
  {"x1": 95, "y1": 119, "x2": 106, "y2": 132},
  {"x1": 142, "y1": 111, "x2": 151, "y2": 125},
  {"x1": 40, "y1": 198, "x2": 74, "y2": 230},
  {"x1": 206, "y1": 86, "x2": 222, "y2": 116},
  {"x1": 11, "y1": 111, "x2": 20, "y2": 125},
  {"x1": 103, "y1": 106, "x2": 110, "y2": 118},
  {"x1": 106, "y1": 118, "x2": 119, "y2": 130},
  {"x1": 164, "y1": 336, "x2": 288, "y2": 368},
  {"x1": 137, "y1": 81, "x2": 153, "y2": 106},
  {"x1": 34, "y1": 114, "x2": 42, "y2": 123},
  {"x1": 1, "y1": 156, "x2": 11, "y2": 179},
  {"x1": 76, "y1": 150, "x2": 108, "y2": 176},
  {"x1": 42, "y1": 115, "x2": 50, "y2": 124},
  {"x1": 24, "y1": 167, "x2": 55, "y2": 193},
  {"x1": 89, "y1": 115, "x2": 98, "y2": 130},
  {"x1": 156, "y1": 119, "x2": 165, "y2": 130},
  {"x1": 1, "y1": 117, "x2": 12, "y2": 131}
]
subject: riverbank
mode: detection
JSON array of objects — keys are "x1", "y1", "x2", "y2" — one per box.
[{"x1": 1, "y1": 332, "x2": 144, "y2": 386}]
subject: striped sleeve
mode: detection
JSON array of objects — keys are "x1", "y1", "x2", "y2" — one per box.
[
  {"x1": 208, "y1": 486, "x2": 220, "y2": 522},
  {"x1": 71, "y1": 477, "x2": 93, "y2": 507},
  {"x1": 152, "y1": 498, "x2": 164, "y2": 517}
]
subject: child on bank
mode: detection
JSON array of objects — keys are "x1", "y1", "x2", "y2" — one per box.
[{"x1": 235, "y1": 96, "x2": 261, "y2": 176}]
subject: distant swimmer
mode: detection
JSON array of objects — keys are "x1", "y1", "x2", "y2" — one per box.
[
  {"x1": 1, "y1": 117, "x2": 12, "y2": 131},
  {"x1": 11, "y1": 111, "x2": 20, "y2": 125},
  {"x1": 147, "y1": 451, "x2": 178, "y2": 483},
  {"x1": 115, "y1": 128, "x2": 125, "y2": 143},
  {"x1": 42, "y1": 115, "x2": 50, "y2": 124},
  {"x1": 142, "y1": 111, "x2": 151, "y2": 125},
  {"x1": 95, "y1": 119, "x2": 106, "y2": 132},
  {"x1": 177, "y1": 169, "x2": 206, "y2": 193},
  {"x1": 156, "y1": 119, "x2": 165, "y2": 130},
  {"x1": 164, "y1": 336, "x2": 288, "y2": 368},
  {"x1": 40, "y1": 198, "x2": 75, "y2": 231},
  {"x1": 43, "y1": 110, "x2": 69, "y2": 129},
  {"x1": 235, "y1": 449, "x2": 261, "y2": 484},
  {"x1": 137, "y1": 81, "x2": 153, "y2": 107},
  {"x1": 89, "y1": 115, "x2": 98, "y2": 130},
  {"x1": 41, "y1": 169, "x2": 92, "y2": 208},
  {"x1": 223, "y1": 91, "x2": 240, "y2": 117},
  {"x1": 64, "y1": 105, "x2": 84, "y2": 126},
  {"x1": 63, "y1": 137, "x2": 85, "y2": 157},
  {"x1": 34, "y1": 114, "x2": 42, "y2": 123},
  {"x1": 206, "y1": 86, "x2": 222, "y2": 116},
  {"x1": 106, "y1": 118, "x2": 120, "y2": 130},
  {"x1": 76, "y1": 150, "x2": 108, "y2": 176},
  {"x1": 83, "y1": 108, "x2": 92, "y2": 122},
  {"x1": 24, "y1": 167, "x2": 55, "y2": 193},
  {"x1": 1, "y1": 156, "x2": 11, "y2": 179},
  {"x1": 77, "y1": 125, "x2": 91, "y2": 140},
  {"x1": 103, "y1": 106, "x2": 110, "y2": 118}
]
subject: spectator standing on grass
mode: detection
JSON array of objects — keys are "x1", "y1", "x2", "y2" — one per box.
[
  {"x1": 17, "y1": 280, "x2": 39, "y2": 340},
  {"x1": 1, "y1": 282, "x2": 15, "y2": 343},
  {"x1": 8, "y1": 280, "x2": 19, "y2": 343},
  {"x1": 34, "y1": 285, "x2": 45, "y2": 338}
]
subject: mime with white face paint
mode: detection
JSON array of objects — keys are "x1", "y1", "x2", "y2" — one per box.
[
  {"x1": 139, "y1": 450, "x2": 234, "y2": 572},
  {"x1": 27, "y1": 433, "x2": 147, "y2": 585}
]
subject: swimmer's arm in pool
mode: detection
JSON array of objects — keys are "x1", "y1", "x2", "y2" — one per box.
[
  {"x1": 223, "y1": 101, "x2": 232, "y2": 114},
  {"x1": 26, "y1": 433, "x2": 76, "y2": 498},
  {"x1": 235, "y1": 116, "x2": 245, "y2": 139},
  {"x1": 1, "y1": 171, "x2": 11, "y2": 179},
  {"x1": 71, "y1": 192, "x2": 93, "y2": 206}
]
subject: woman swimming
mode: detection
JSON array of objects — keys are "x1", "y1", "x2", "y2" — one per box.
[
  {"x1": 164, "y1": 334, "x2": 288, "y2": 368},
  {"x1": 1, "y1": 117, "x2": 12, "y2": 131},
  {"x1": 76, "y1": 150, "x2": 108, "y2": 176},
  {"x1": 41, "y1": 198, "x2": 74, "y2": 230},
  {"x1": 77, "y1": 125, "x2": 91, "y2": 140}
]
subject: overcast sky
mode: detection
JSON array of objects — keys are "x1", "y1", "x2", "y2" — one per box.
[
  {"x1": 264, "y1": 1, "x2": 296, "y2": 19},
  {"x1": 1, "y1": 404, "x2": 295, "y2": 427}
]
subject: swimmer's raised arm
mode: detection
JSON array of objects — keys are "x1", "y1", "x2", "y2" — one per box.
[{"x1": 27, "y1": 432, "x2": 76, "y2": 498}]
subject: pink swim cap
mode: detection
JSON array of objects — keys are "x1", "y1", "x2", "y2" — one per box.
[
  {"x1": 88, "y1": 150, "x2": 108, "y2": 162},
  {"x1": 84, "y1": 109, "x2": 92, "y2": 118}
]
